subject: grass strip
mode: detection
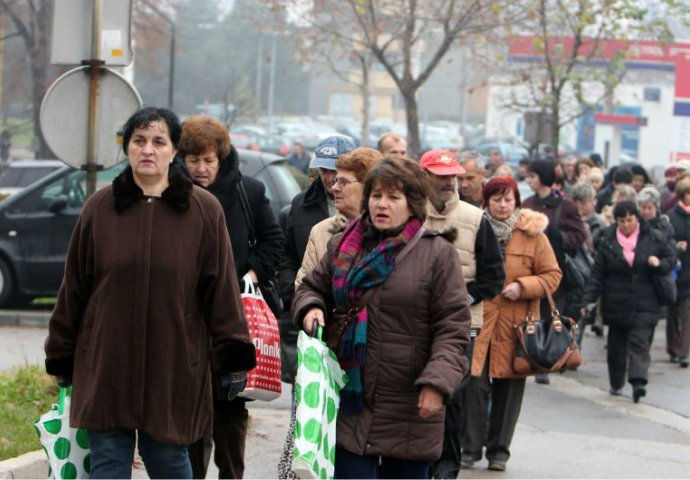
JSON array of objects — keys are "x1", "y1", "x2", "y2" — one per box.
[{"x1": 0, "y1": 364, "x2": 57, "y2": 460}]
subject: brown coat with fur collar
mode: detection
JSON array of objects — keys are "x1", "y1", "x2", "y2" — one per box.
[
  {"x1": 45, "y1": 165, "x2": 256, "y2": 445},
  {"x1": 293, "y1": 226, "x2": 471, "y2": 461},
  {"x1": 472, "y1": 209, "x2": 562, "y2": 379}
]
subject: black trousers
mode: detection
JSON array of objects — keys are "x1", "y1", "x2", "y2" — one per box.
[
  {"x1": 607, "y1": 323, "x2": 655, "y2": 389},
  {"x1": 188, "y1": 397, "x2": 248, "y2": 479},
  {"x1": 462, "y1": 355, "x2": 526, "y2": 464},
  {"x1": 431, "y1": 335, "x2": 476, "y2": 479},
  {"x1": 667, "y1": 296, "x2": 690, "y2": 359}
]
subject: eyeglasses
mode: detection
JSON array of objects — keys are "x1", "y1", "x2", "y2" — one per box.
[{"x1": 331, "y1": 177, "x2": 359, "y2": 187}]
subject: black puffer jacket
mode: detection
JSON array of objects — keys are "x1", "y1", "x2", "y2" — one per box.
[
  {"x1": 277, "y1": 178, "x2": 330, "y2": 306},
  {"x1": 583, "y1": 222, "x2": 676, "y2": 328},
  {"x1": 205, "y1": 146, "x2": 284, "y2": 284},
  {"x1": 668, "y1": 205, "x2": 690, "y2": 299}
]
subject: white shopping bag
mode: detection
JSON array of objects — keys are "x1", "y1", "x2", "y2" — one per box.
[
  {"x1": 292, "y1": 328, "x2": 348, "y2": 479},
  {"x1": 35, "y1": 387, "x2": 90, "y2": 479}
]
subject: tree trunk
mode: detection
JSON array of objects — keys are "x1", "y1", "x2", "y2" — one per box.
[
  {"x1": 31, "y1": 2, "x2": 55, "y2": 159},
  {"x1": 359, "y1": 63, "x2": 370, "y2": 147},
  {"x1": 550, "y1": 97, "x2": 560, "y2": 158},
  {"x1": 402, "y1": 87, "x2": 420, "y2": 159}
]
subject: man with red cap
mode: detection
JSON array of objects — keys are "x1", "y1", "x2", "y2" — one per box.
[{"x1": 421, "y1": 150, "x2": 505, "y2": 479}]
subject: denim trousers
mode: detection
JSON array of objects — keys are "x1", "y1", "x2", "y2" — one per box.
[
  {"x1": 334, "y1": 447, "x2": 430, "y2": 479},
  {"x1": 88, "y1": 429, "x2": 192, "y2": 479}
]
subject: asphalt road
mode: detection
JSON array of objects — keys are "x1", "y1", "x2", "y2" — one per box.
[{"x1": 2, "y1": 320, "x2": 690, "y2": 478}]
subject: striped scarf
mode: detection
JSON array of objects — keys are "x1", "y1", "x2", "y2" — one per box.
[{"x1": 332, "y1": 216, "x2": 422, "y2": 414}]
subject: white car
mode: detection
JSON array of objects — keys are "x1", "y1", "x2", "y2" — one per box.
[{"x1": 0, "y1": 160, "x2": 65, "y2": 201}]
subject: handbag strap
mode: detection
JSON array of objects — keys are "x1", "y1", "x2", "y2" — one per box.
[
  {"x1": 237, "y1": 179, "x2": 257, "y2": 248},
  {"x1": 536, "y1": 277, "x2": 558, "y2": 317}
]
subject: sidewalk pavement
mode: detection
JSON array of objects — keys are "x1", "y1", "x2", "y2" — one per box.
[{"x1": 3, "y1": 373, "x2": 690, "y2": 478}]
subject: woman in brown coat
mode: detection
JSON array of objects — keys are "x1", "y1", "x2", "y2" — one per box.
[
  {"x1": 462, "y1": 176, "x2": 561, "y2": 472},
  {"x1": 44, "y1": 107, "x2": 256, "y2": 479},
  {"x1": 293, "y1": 157, "x2": 471, "y2": 479}
]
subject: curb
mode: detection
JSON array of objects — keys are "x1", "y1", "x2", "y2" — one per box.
[
  {"x1": 0, "y1": 311, "x2": 51, "y2": 328},
  {"x1": 0, "y1": 450, "x2": 46, "y2": 479}
]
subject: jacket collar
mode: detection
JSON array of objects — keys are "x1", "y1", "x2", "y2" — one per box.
[
  {"x1": 426, "y1": 192, "x2": 460, "y2": 218},
  {"x1": 302, "y1": 177, "x2": 329, "y2": 208},
  {"x1": 112, "y1": 160, "x2": 193, "y2": 213},
  {"x1": 206, "y1": 146, "x2": 242, "y2": 197}
]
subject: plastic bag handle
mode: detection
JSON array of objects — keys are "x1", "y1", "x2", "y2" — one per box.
[
  {"x1": 310, "y1": 324, "x2": 323, "y2": 341},
  {"x1": 242, "y1": 274, "x2": 258, "y2": 297},
  {"x1": 58, "y1": 386, "x2": 71, "y2": 416}
]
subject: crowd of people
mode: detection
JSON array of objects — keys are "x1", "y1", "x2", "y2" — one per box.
[{"x1": 43, "y1": 106, "x2": 689, "y2": 479}]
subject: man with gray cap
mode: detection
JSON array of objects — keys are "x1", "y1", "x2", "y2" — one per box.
[{"x1": 277, "y1": 136, "x2": 356, "y2": 382}]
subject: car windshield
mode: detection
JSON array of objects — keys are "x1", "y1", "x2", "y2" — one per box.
[{"x1": 0, "y1": 166, "x2": 60, "y2": 188}]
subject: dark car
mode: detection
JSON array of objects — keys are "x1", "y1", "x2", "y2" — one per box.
[{"x1": 0, "y1": 149, "x2": 304, "y2": 306}]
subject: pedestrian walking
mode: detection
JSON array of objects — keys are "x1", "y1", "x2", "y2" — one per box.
[
  {"x1": 277, "y1": 146, "x2": 382, "y2": 479},
  {"x1": 666, "y1": 176, "x2": 690, "y2": 368},
  {"x1": 293, "y1": 157, "x2": 471, "y2": 479},
  {"x1": 179, "y1": 115, "x2": 284, "y2": 479},
  {"x1": 523, "y1": 160, "x2": 589, "y2": 384},
  {"x1": 462, "y1": 176, "x2": 562, "y2": 472},
  {"x1": 44, "y1": 107, "x2": 256, "y2": 479},
  {"x1": 420, "y1": 150, "x2": 505, "y2": 480},
  {"x1": 583, "y1": 201, "x2": 677, "y2": 402}
]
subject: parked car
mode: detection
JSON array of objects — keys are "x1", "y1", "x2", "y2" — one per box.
[
  {"x1": 0, "y1": 149, "x2": 304, "y2": 306},
  {"x1": 0, "y1": 160, "x2": 64, "y2": 201}
]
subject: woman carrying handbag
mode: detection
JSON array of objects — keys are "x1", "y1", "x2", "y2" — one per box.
[{"x1": 462, "y1": 177, "x2": 562, "y2": 472}]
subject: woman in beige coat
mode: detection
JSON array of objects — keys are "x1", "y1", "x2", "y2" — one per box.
[{"x1": 462, "y1": 176, "x2": 561, "y2": 472}]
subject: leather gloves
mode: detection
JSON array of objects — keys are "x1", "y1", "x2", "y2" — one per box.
[{"x1": 215, "y1": 371, "x2": 248, "y2": 402}]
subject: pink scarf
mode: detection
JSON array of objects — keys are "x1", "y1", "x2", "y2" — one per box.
[{"x1": 616, "y1": 223, "x2": 640, "y2": 267}]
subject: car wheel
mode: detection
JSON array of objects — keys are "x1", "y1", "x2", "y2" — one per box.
[{"x1": 0, "y1": 257, "x2": 16, "y2": 308}]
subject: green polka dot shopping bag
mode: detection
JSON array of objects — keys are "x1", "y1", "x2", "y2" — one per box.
[
  {"x1": 35, "y1": 387, "x2": 90, "y2": 479},
  {"x1": 292, "y1": 327, "x2": 348, "y2": 480}
]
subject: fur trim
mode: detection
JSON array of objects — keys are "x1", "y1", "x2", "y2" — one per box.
[
  {"x1": 516, "y1": 208, "x2": 549, "y2": 236},
  {"x1": 423, "y1": 226, "x2": 459, "y2": 243},
  {"x1": 45, "y1": 355, "x2": 74, "y2": 377},
  {"x1": 328, "y1": 215, "x2": 350, "y2": 235},
  {"x1": 210, "y1": 340, "x2": 257, "y2": 374},
  {"x1": 112, "y1": 160, "x2": 193, "y2": 212}
]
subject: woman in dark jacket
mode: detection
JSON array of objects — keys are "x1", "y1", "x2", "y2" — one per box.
[
  {"x1": 638, "y1": 186, "x2": 676, "y2": 247},
  {"x1": 666, "y1": 177, "x2": 690, "y2": 368},
  {"x1": 583, "y1": 202, "x2": 676, "y2": 403},
  {"x1": 44, "y1": 107, "x2": 256, "y2": 479},
  {"x1": 293, "y1": 157, "x2": 471, "y2": 479},
  {"x1": 179, "y1": 115, "x2": 284, "y2": 479}
]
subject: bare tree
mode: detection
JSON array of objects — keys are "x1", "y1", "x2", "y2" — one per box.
[
  {"x1": 0, "y1": 0, "x2": 55, "y2": 158},
  {"x1": 339, "y1": 0, "x2": 503, "y2": 157},
  {"x1": 489, "y1": 0, "x2": 682, "y2": 155}
]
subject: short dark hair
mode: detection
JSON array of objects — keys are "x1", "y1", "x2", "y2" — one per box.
[
  {"x1": 361, "y1": 157, "x2": 430, "y2": 222},
  {"x1": 613, "y1": 166, "x2": 634, "y2": 185},
  {"x1": 613, "y1": 201, "x2": 640, "y2": 220},
  {"x1": 482, "y1": 176, "x2": 522, "y2": 208},
  {"x1": 122, "y1": 107, "x2": 181, "y2": 155},
  {"x1": 527, "y1": 159, "x2": 556, "y2": 187}
]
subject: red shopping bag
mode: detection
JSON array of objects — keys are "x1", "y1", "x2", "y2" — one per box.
[{"x1": 239, "y1": 276, "x2": 282, "y2": 401}]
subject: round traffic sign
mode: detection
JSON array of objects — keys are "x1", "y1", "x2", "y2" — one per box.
[{"x1": 40, "y1": 66, "x2": 142, "y2": 169}]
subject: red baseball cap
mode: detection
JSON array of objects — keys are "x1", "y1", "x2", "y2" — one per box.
[{"x1": 419, "y1": 149, "x2": 465, "y2": 175}]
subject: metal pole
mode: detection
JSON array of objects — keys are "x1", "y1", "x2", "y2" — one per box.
[
  {"x1": 85, "y1": 0, "x2": 104, "y2": 197},
  {"x1": 267, "y1": 32, "x2": 277, "y2": 126},
  {"x1": 168, "y1": 22, "x2": 175, "y2": 109},
  {"x1": 255, "y1": 35, "x2": 264, "y2": 114}
]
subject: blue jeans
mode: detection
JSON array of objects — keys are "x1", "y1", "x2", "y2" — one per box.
[
  {"x1": 334, "y1": 447, "x2": 430, "y2": 479},
  {"x1": 88, "y1": 429, "x2": 192, "y2": 479}
]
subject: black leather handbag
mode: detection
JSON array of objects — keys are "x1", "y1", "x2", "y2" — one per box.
[
  {"x1": 651, "y1": 272, "x2": 677, "y2": 306},
  {"x1": 513, "y1": 278, "x2": 582, "y2": 374}
]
